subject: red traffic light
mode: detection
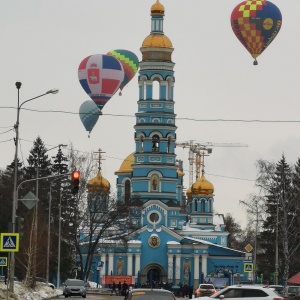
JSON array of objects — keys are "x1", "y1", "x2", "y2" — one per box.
[{"x1": 72, "y1": 170, "x2": 80, "y2": 180}]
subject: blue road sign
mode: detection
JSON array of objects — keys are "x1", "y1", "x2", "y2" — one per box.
[
  {"x1": 0, "y1": 257, "x2": 7, "y2": 266},
  {"x1": 0, "y1": 233, "x2": 19, "y2": 252},
  {"x1": 98, "y1": 261, "x2": 104, "y2": 268}
]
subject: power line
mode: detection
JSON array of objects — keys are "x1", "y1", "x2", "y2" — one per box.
[
  {"x1": 3, "y1": 137, "x2": 256, "y2": 183},
  {"x1": 0, "y1": 128, "x2": 14, "y2": 135},
  {"x1": 1, "y1": 106, "x2": 300, "y2": 123}
]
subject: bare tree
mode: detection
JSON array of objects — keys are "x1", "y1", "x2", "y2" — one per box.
[{"x1": 73, "y1": 192, "x2": 140, "y2": 282}]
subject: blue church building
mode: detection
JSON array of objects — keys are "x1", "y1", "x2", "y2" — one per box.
[{"x1": 84, "y1": 0, "x2": 252, "y2": 289}]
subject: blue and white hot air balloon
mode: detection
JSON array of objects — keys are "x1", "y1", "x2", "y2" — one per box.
[{"x1": 79, "y1": 100, "x2": 101, "y2": 137}]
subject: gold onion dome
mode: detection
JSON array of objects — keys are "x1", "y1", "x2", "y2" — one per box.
[
  {"x1": 177, "y1": 168, "x2": 184, "y2": 177},
  {"x1": 141, "y1": 34, "x2": 173, "y2": 49},
  {"x1": 115, "y1": 153, "x2": 134, "y2": 174},
  {"x1": 87, "y1": 169, "x2": 110, "y2": 194},
  {"x1": 186, "y1": 187, "x2": 192, "y2": 200},
  {"x1": 191, "y1": 174, "x2": 214, "y2": 196},
  {"x1": 151, "y1": 0, "x2": 165, "y2": 15}
]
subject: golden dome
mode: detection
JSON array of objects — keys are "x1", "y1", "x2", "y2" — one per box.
[
  {"x1": 141, "y1": 34, "x2": 173, "y2": 49},
  {"x1": 191, "y1": 174, "x2": 214, "y2": 196},
  {"x1": 115, "y1": 152, "x2": 134, "y2": 174},
  {"x1": 177, "y1": 168, "x2": 185, "y2": 177},
  {"x1": 87, "y1": 169, "x2": 110, "y2": 194},
  {"x1": 151, "y1": 0, "x2": 164, "y2": 15},
  {"x1": 186, "y1": 187, "x2": 192, "y2": 200}
]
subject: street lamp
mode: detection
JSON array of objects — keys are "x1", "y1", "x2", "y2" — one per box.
[
  {"x1": 10, "y1": 82, "x2": 59, "y2": 292},
  {"x1": 275, "y1": 198, "x2": 279, "y2": 285}
]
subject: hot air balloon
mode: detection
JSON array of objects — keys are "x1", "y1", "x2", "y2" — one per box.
[
  {"x1": 107, "y1": 49, "x2": 139, "y2": 95},
  {"x1": 79, "y1": 100, "x2": 101, "y2": 137},
  {"x1": 78, "y1": 54, "x2": 125, "y2": 110},
  {"x1": 230, "y1": 0, "x2": 282, "y2": 65}
]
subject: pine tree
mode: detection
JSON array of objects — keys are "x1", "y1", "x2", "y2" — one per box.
[
  {"x1": 259, "y1": 155, "x2": 300, "y2": 284},
  {"x1": 20, "y1": 136, "x2": 53, "y2": 287},
  {"x1": 49, "y1": 145, "x2": 74, "y2": 284}
]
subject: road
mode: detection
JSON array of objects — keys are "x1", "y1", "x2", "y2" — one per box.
[{"x1": 57, "y1": 293, "x2": 123, "y2": 300}]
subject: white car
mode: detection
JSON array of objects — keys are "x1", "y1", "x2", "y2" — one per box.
[
  {"x1": 36, "y1": 277, "x2": 55, "y2": 289},
  {"x1": 194, "y1": 284, "x2": 283, "y2": 300}
]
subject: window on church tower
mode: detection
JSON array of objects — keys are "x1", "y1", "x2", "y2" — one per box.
[
  {"x1": 201, "y1": 200, "x2": 205, "y2": 212},
  {"x1": 167, "y1": 136, "x2": 172, "y2": 153},
  {"x1": 167, "y1": 78, "x2": 172, "y2": 100},
  {"x1": 124, "y1": 180, "x2": 131, "y2": 203},
  {"x1": 139, "y1": 136, "x2": 144, "y2": 153},
  {"x1": 152, "y1": 135, "x2": 160, "y2": 152},
  {"x1": 152, "y1": 80, "x2": 159, "y2": 100}
]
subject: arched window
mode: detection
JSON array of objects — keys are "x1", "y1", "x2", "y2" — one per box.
[
  {"x1": 139, "y1": 136, "x2": 144, "y2": 153},
  {"x1": 167, "y1": 78, "x2": 172, "y2": 100},
  {"x1": 201, "y1": 200, "x2": 205, "y2": 212},
  {"x1": 152, "y1": 135, "x2": 160, "y2": 152},
  {"x1": 167, "y1": 136, "x2": 172, "y2": 153},
  {"x1": 143, "y1": 81, "x2": 147, "y2": 100},
  {"x1": 152, "y1": 80, "x2": 160, "y2": 100},
  {"x1": 124, "y1": 180, "x2": 131, "y2": 203}
]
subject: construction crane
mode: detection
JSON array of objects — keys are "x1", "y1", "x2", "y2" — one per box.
[{"x1": 175, "y1": 140, "x2": 248, "y2": 187}]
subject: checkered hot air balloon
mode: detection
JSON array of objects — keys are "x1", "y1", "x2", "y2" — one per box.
[
  {"x1": 231, "y1": 0, "x2": 282, "y2": 65},
  {"x1": 107, "y1": 49, "x2": 139, "y2": 95},
  {"x1": 78, "y1": 54, "x2": 125, "y2": 110},
  {"x1": 79, "y1": 100, "x2": 101, "y2": 137}
]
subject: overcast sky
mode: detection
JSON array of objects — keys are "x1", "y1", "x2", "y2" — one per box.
[{"x1": 1, "y1": 0, "x2": 300, "y2": 229}]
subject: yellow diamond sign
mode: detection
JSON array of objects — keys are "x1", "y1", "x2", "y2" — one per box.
[{"x1": 245, "y1": 244, "x2": 253, "y2": 252}]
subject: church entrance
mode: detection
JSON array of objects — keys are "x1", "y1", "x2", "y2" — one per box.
[
  {"x1": 147, "y1": 268, "x2": 160, "y2": 283},
  {"x1": 140, "y1": 263, "x2": 166, "y2": 287}
]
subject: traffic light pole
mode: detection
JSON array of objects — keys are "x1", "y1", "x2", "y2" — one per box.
[
  {"x1": 15, "y1": 173, "x2": 72, "y2": 199},
  {"x1": 12, "y1": 173, "x2": 71, "y2": 288}
]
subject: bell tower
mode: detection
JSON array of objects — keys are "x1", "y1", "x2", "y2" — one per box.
[{"x1": 131, "y1": 0, "x2": 183, "y2": 205}]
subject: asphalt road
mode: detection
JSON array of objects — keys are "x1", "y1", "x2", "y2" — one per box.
[{"x1": 57, "y1": 294, "x2": 124, "y2": 300}]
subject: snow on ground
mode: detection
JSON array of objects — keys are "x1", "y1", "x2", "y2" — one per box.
[{"x1": 0, "y1": 281, "x2": 62, "y2": 300}]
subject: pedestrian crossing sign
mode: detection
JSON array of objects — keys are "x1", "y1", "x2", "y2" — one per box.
[
  {"x1": 0, "y1": 233, "x2": 19, "y2": 252},
  {"x1": 244, "y1": 263, "x2": 253, "y2": 273},
  {"x1": 0, "y1": 257, "x2": 7, "y2": 266}
]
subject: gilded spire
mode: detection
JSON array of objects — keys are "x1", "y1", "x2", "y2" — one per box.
[
  {"x1": 87, "y1": 148, "x2": 110, "y2": 194},
  {"x1": 151, "y1": 0, "x2": 165, "y2": 15}
]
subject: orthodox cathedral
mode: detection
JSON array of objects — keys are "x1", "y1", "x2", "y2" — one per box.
[{"x1": 85, "y1": 0, "x2": 251, "y2": 288}]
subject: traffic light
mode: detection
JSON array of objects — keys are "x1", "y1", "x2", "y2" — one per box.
[
  {"x1": 16, "y1": 216, "x2": 25, "y2": 239},
  {"x1": 71, "y1": 170, "x2": 80, "y2": 194}
]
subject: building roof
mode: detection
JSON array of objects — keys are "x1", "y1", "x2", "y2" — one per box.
[{"x1": 287, "y1": 272, "x2": 300, "y2": 284}]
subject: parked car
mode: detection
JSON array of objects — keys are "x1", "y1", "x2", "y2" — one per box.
[
  {"x1": 124, "y1": 288, "x2": 176, "y2": 300},
  {"x1": 195, "y1": 283, "x2": 217, "y2": 297},
  {"x1": 283, "y1": 286, "x2": 300, "y2": 300},
  {"x1": 0, "y1": 275, "x2": 19, "y2": 283},
  {"x1": 63, "y1": 279, "x2": 86, "y2": 298},
  {"x1": 194, "y1": 284, "x2": 283, "y2": 300},
  {"x1": 290, "y1": 287, "x2": 300, "y2": 300},
  {"x1": 36, "y1": 277, "x2": 55, "y2": 289}
]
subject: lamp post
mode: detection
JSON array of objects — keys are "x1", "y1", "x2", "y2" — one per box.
[
  {"x1": 57, "y1": 187, "x2": 62, "y2": 289},
  {"x1": 10, "y1": 82, "x2": 59, "y2": 292},
  {"x1": 275, "y1": 198, "x2": 279, "y2": 285}
]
